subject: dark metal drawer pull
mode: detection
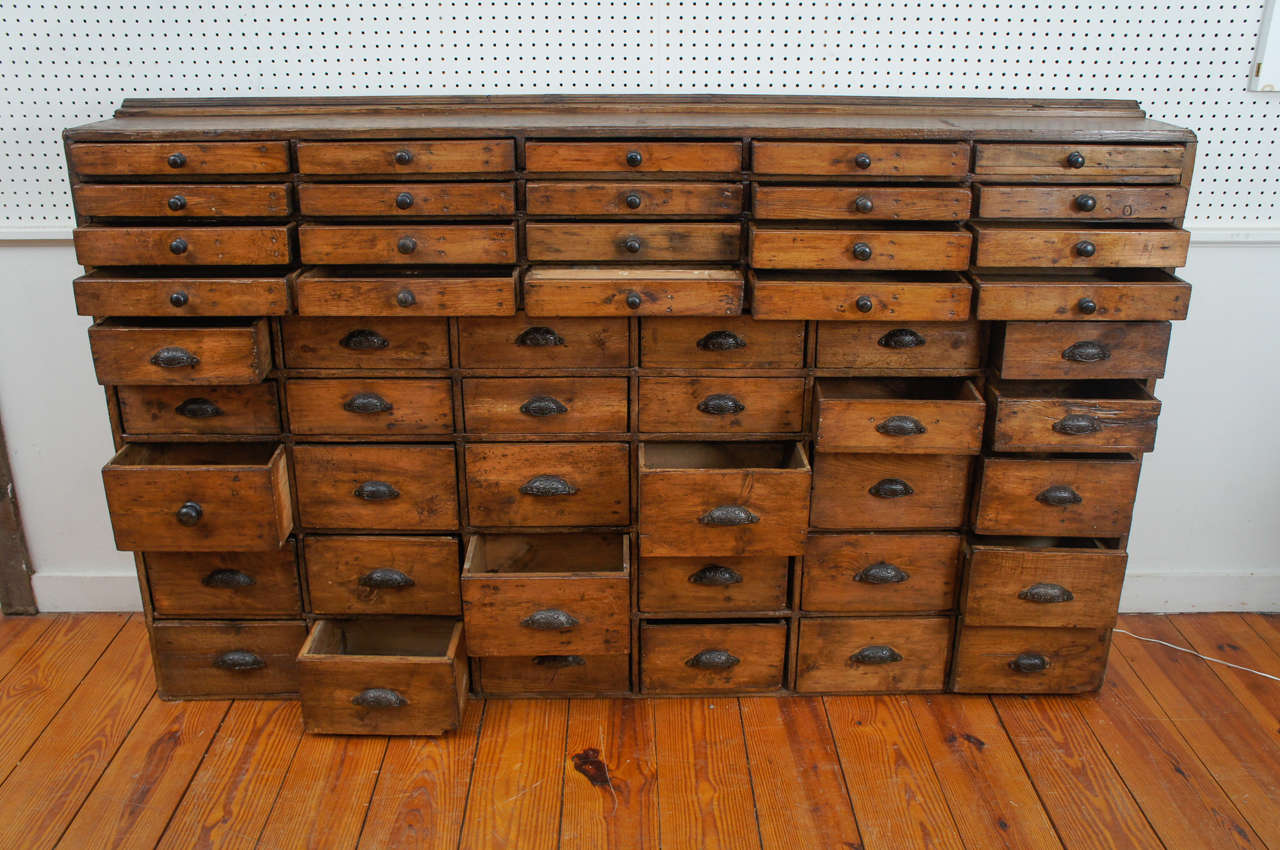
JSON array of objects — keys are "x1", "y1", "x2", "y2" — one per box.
[
  {"x1": 358, "y1": 568, "x2": 415, "y2": 590},
  {"x1": 854, "y1": 562, "x2": 909, "y2": 584},
  {"x1": 168, "y1": 195, "x2": 187, "y2": 211},
  {"x1": 626, "y1": 150, "x2": 643, "y2": 167},
  {"x1": 395, "y1": 192, "x2": 414, "y2": 210},
  {"x1": 167, "y1": 152, "x2": 187, "y2": 169},
  {"x1": 697, "y1": 394, "x2": 745, "y2": 416},
  {"x1": 622, "y1": 237, "x2": 643, "y2": 254},
  {"x1": 176, "y1": 397, "x2": 222, "y2": 419},
  {"x1": 849, "y1": 645, "x2": 903, "y2": 665},
  {"x1": 625, "y1": 192, "x2": 643, "y2": 209},
  {"x1": 699, "y1": 505, "x2": 759, "y2": 526},
  {"x1": 1075, "y1": 193, "x2": 1097, "y2": 211},
  {"x1": 522, "y1": 609, "x2": 579, "y2": 631},
  {"x1": 150, "y1": 347, "x2": 200, "y2": 369},
  {"x1": 1037, "y1": 484, "x2": 1082, "y2": 506},
  {"x1": 202, "y1": 569, "x2": 254, "y2": 589},
  {"x1": 1053, "y1": 413, "x2": 1101, "y2": 435},
  {"x1": 343, "y1": 393, "x2": 394, "y2": 415},
  {"x1": 169, "y1": 238, "x2": 189, "y2": 255},
  {"x1": 175, "y1": 501, "x2": 203, "y2": 526},
  {"x1": 352, "y1": 687, "x2": 407, "y2": 708},
  {"x1": 854, "y1": 195, "x2": 874, "y2": 214},
  {"x1": 354, "y1": 480, "x2": 400, "y2": 501},
  {"x1": 340, "y1": 329, "x2": 390, "y2": 350},
  {"x1": 852, "y1": 242, "x2": 873, "y2": 261},
  {"x1": 689, "y1": 564, "x2": 743, "y2": 586},
  {"x1": 534, "y1": 654, "x2": 586, "y2": 668},
  {"x1": 521, "y1": 395, "x2": 568, "y2": 417},
  {"x1": 854, "y1": 152, "x2": 873, "y2": 169},
  {"x1": 876, "y1": 415, "x2": 927, "y2": 437},
  {"x1": 686, "y1": 649, "x2": 739, "y2": 670},
  {"x1": 213, "y1": 650, "x2": 264, "y2": 671},
  {"x1": 625, "y1": 291, "x2": 643, "y2": 309},
  {"x1": 169, "y1": 291, "x2": 189, "y2": 307},
  {"x1": 397, "y1": 236, "x2": 417, "y2": 254},
  {"x1": 1019, "y1": 583, "x2": 1075, "y2": 604},
  {"x1": 1075, "y1": 240, "x2": 1097, "y2": 258},
  {"x1": 1010, "y1": 652, "x2": 1050, "y2": 673},
  {"x1": 520, "y1": 474, "x2": 578, "y2": 497},
  {"x1": 697, "y1": 330, "x2": 746, "y2": 351},
  {"x1": 516, "y1": 326, "x2": 564, "y2": 347},
  {"x1": 396, "y1": 289, "x2": 416, "y2": 308},
  {"x1": 868, "y1": 478, "x2": 914, "y2": 499},
  {"x1": 1076, "y1": 297, "x2": 1098, "y2": 315},
  {"x1": 394, "y1": 149, "x2": 414, "y2": 165},
  {"x1": 1066, "y1": 151, "x2": 1086, "y2": 169},
  {"x1": 855, "y1": 295, "x2": 874, "y2": 313},
  {"x1": 1062, "y1": 340, "x2": 1111, "y2": 363},
  {"x1": 878, "y1": 328, "x2": 925, "y2": 349}
]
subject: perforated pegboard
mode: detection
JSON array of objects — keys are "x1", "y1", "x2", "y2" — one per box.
[{"x1": 2, "y1": 0, "x2": 1277, "y2": 232}]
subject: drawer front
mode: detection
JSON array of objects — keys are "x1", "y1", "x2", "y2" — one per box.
[
  {"x1": 286, "y1": 378, "x2": 454, "y2": 436},
  {"x1": 523, "y1": 269, "x2": 745, "y2": 317},
  {"x1": 526, "y1": 182, "x2": 743, "y2": 216},
  {"x1": 964, "y1": 544, "x2": 1126, "y2": 629},
  {"x1": 795, "y1": 616, "x2": 952, "y2": 693},
  {"x1": 304, "y1": 535, "x2": 461, "y2": 616},
  {"x1": 973, "y1": 457, "x2": 1141, "y2": 537},
  {"x1": 753, "y1": 186, "x2": 971, "y2": 220},
  {"x1": 73, "y1": 183, "x2": 291, "y2": 218},
  {"x1": 526, "y1": 223, "x2": 740, "y2": 262},
  {"x1": 996, "y1": 321, "x2": 1171, "y2": 380},
  {"x1": 118, "y1": 385, "x2": 281, "y2": 436},
  {"x1": 751, "y1": 227, "x2": 972, "y2": 271},
  {"x1": 640, "y1": 317, "x2": 805, "y2": 368},
  {"x1": 89, "y1": 320, "x2": 271, "y2": 387},
  {"x1": 292, "y1": 444, "x2": 459, "y2": 531},
  {"x1": 816, "y1": 322, "x2": 982, "y2": 373},
  {"x1": 462, "y1": 377, "x2": 628, "y2": 434},
  {"x1": 973, "y1": 227, "x2": 1190, "y2": 268},
  {"x1": 951, "y1": 626, "x2": 1110, "y2": 693},
  {"x1": 975, "y1": 279, "x2": 1191, "y2": 321},
  {"x1": 295, "y1": 272, "x2": 516, "y2": 317},
  {"x1": 281, "y1": 317, "x2": 450, "y2": 369},
  {"x1": 299, "y1": 225, "x2": 517, "y2": 265},
  {"x1": 989, "y1": 382, "x2": 1161, "y2": 453},
  {"x1": 457, "y1": 314, "x2": 629, "y2": 369},
  {"x1": 477, "y1": 655, "x2": 630, "y2": 695},
  {"x1": 462, "y1": 573, "x2": 630, "y2": 656},
  {"x1": 69, "y1": 141, "x2": 290, "y2": 176},
  {"x1": 525, "y1": 141, "x2": 742, "y2": 173},
  {"x1": 974, "y1": 144, "x2": 1185, "y2": 179},
  {"x1": 638, "y1": 556, "x2": 790, "y2": 613},
  {"x1": 296, "y1": 139, "x2": 515, "y2": 174},
  {"x1": 641, "y1": 622, "x2": 787, "y2": 694},
  {"x1": 146, "y1": 545, "x2": 302, "y2": 618},
  {"x1": 74, "y1": 226, "x2": 293, "y2": 266},
  {"x1": 752, "y1": 142, "x2": 970, "y2": 177},
  {"x1": 153, "y1": 621, "x2": 307, "y2": 698},
  {"x1": 810, "y1": 453, "x2": 972, "y2": 530},
  {"x1": 975, "y1": 185, "x2": 1189, "y2": 220},
  {"x1": 750, "y1": 276, "x2": 972, "y2": 322},
  {"x1": 464, "y1": 443, "x2": 630, "y2": 527},
  {"x1": 297, "y1": 182, "x2": 515, "y2": 216},
  {"x1": 638, "y1": 377, "x2": 805, "y2": 434},
  {"x1": 74, "y1": 273, "x2": 292, "y2": 318},
  {"x1": 802, "y1": 533, "x2": 961, "y2": 614},
  {"x1": 814, "y1": 380, "x2": 985, "y2": 454}
]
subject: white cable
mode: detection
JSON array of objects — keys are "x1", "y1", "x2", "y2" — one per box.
[{"x1": 1113, "y1": 628, "x2": 1280, "y2": 682}]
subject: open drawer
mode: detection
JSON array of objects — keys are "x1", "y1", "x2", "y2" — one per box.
[
  {"x1": 987, "y1": 379, "x2": 1161, "y2": 453},
  {"x1": 814, "y1": 378, "x2": 985, "y2": 454}
]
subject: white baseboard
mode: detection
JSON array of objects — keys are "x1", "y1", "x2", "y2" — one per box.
[
  {"x1": 1119, "y1": 570, "x2": 1280, "y2": 613},
  {"x1": 31, "y1": 572, "x2": 143, "y2": 612}
]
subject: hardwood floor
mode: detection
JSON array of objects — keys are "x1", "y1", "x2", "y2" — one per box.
[{"x1": 0, "y1": 613, "x2": 1276, "y2": 849}]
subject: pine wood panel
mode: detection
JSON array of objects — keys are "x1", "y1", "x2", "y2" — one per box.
[
  {"x1": 0, "y1": 615, "x2": 54, "y2": 680},
  {"x1": 1174, "y1": 614, "x2": 1280, "y2": 737}
]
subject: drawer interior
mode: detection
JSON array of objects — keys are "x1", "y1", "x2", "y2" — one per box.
[
  {"x1": 641, "y1": 440, "x2": 808, "y2": 471},
  {"x1": 971, "y1": 535, "x2": 1120, "y2": 551},
  {"x1": 93, "y1": 316, "x2": 263, "y2": 331},
  {"x1": 990, "y1": 379, "x2": 1156, "y2": 402},
  {"x1": 107, "y1": 441, "x2": 280, "y2": 468},
  {"x1": 752, "y1": 270, "x2": 967, "y2": 284},
  {"x1": 464, "y1": 533, "x2": 627, "y2": 576},
  {"x1": 972, "y1": 268, "x2": 1185, "y2": 285},
  {"x1": 818, "y1": 377, "x2": 981, "y2": 402},
  {"x1": 299, "y1": 265, "x2": 517, "y2": 280},
  {"x1": 304, "y1": 617, "x2": 460, "y2": 659}
]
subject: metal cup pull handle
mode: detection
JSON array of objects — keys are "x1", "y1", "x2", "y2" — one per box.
[
  {"x1": 1018, "y1": 583, "x2": 1075, "y2": 604},
  {"x1": 358, "y1": 568, "x2": 416, "y2": 589},
  {"x1": 686, "y1": 649, "x2": 740, "y2": 670},
  {"x1": 352, "y1": 687, "x2": 407, "y2": 708},
  {"x1": 522, "y1": 609, "x2": 579, "y2": 631},
  {"x1": 854, "y1": 562, "x2": 909, "y2": 584},
  {"x1": 688, "y1": 564, "x2": 744, "y2": 586},
  {"x1": 202, "y1": 569, "x2": 255, "y2": 589},
  {"x1": 213, "y1": 650, "x2": 265, "y2": 671},
  {"x1": 849, "y1": 645, "x2": 903, "y2": 665},
  {"x1": 699, "y1": 505, "x2": 759, "y2": 526},
  {"x1": 1036, "y1": 485, "x2": 1082, "y2": 507},
  {"x1": 519, "y1": 475, "x2": 578, "y2": 497}
]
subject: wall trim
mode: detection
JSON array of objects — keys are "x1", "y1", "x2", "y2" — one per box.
[
  {"x1": 1119, "y1": 570, "x2": 1280, "y2": 613},
  {"x1": 31, "y1": 572, "x2": 142, "y2": 612}
]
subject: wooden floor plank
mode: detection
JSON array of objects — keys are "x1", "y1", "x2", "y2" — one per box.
[
  {"x1": 560, "y1": 697, "x2": 660, "y2": 849},
  {"x1": 1171, "y1": 613, "x2": 1280, "y2": 742},
  {"x1": 910, "y1": 694, "x2": 1062, "y2": 849},
  {"x1": 357, "y1": 700, "x2": 484, "y2": 850},
  {"x1": 458, "y1": 698, "x2": 569, "y2": 850},
  {"x1": 0, "y1": 615, "x2": 55, "y2": 680},
  {"x1": 824, "y1": 695, "x2": 964, "y2": 850},
  {"x1": 652, "y1": 697, "x2": 761, "y2": 850},
  {"x1": 740, "y1": 696, "x2": 861, "y2": 850},
  {"x1": 1242, "y1": 612, "x2": 1280, "y2": 653}
]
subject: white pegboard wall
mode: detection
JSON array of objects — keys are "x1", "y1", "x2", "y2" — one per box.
[{"x1": 2, "y1": 0, "x2": 1278, "y2": 233}]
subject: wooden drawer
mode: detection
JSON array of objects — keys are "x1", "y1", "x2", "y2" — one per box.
[
  {"x1": 753, "y1": 185, "x2": 971, "y2": 220},
  {"x1": 286, "y1": 378, "x2": 454, "y2": 436},
  {"x1": 74, "y1": 271, "x2": 293, "y2": 317},
  {"x1": 638, "y1": 442, "x2": 811, "y2": 557},
  {"x1": 292, "y1": 444, "x2": 458, "y2": 531},
  {"x1": 118, "y1": 385, "x2": 281, "y2": 436},
  {"x1": 526, "y1": 223, "x2": 740, "y2": 262},
  {"x1": 457, "y1": 314, "x2": 629, "y2": 369},
  {"x1": 281, "y1": 317, "x2": 450, "y2": 369},
  {"x1": 638, "y1": 377, "x2": 805, "y2": 434},
  {"x1": 462, "y1": 377, "x2": 628, "y2": 434},
  {"x1": 304, "y1": 535, "x2": 461, "y2": 617},
  {"x1": 974, "y1": 144, "x2": 1185, "y2": 179},
  {"x1": 294, "y1": 269, "x2": 516, "y2": 317},
  {"x1": 974, "y1": 271, "x2": 1191, "y2": 321},
  {"x1": 975, "y1": 184, "x2": 1189, "y2": 219},
  {"x1": 526, "y1": 181, "x2": 743, "y2": 216},
  {"x1": 988, "y1": 380, "x2": 1161, "y2": 453},
  {"x1": 146, "y1": 544, "x2": 302, "y2": 619},
  {"x1": 525, "y1": 141, "x2": 742, "y2": 173},
  {"x1": 795, "y1": 616, "x2": 952, "y2": 693},
  {"x1": 994, "y1": 321, "x2": 1172, "y2": 380},
  {"x1": 153, "y1": 620, "x2": 307, "y2": 698},
  {"x1": 750, "y1": 226, "x2": 972, "y2": 271},
  {"x1": 951, "y1": 626, "x2": 1110, "y2": 693},
  {"x1": 103, "y1": 443, "x2": 293, "y2": 552},
  {"x1": 641, "y1": 622, "x2": 786, "y2": 694},
  {"x1": 73, "y1": 183, "x2": 291, "y2": 218},
  {"x1": 816, "y1": 321, "x2": 982, "y2": 373},
  {"x1": 89, "y1": 318, "x2": 271, "y2": 386},
  {"x1": 963, "y1": 538, "x2": 1126, "y2": 629},
  {"x1": 802, "y1": 533, "x2": 961, "y2": 614},
  {"x1": 298, "y1": 225, "x2": 516, "y2": 265},
  {"x1": 74, "y1": 225, "x2": 294, "y2": 266},
  {"x1": 297, "y1": 182, "x2": 515, "y2": 216},
  {"x1": 461, "y1": 533, "x2": 630, "y2": 656},
  {"x1": 296, "y1": 139, "x2": 515, "y2": 174},
  {"x1": 464, "y1": 443, "x2": 630, "y2": 527},
  {"x1": 638, "y1": 556, "x2": 790, "y2": 614},
  {"x1": 69, "y1": 141, "x2": 290, "y2": 176},
  {"x1": 640, "y1": 316, "x2": 805, "y2": 368},
  {"x1": 814, "y1": 378, "x2": 985, "y2": 454},
  {"x1": 477, "y1": 655, "x2": 630, "y2": 695},
  {"x1": 973, "y1": 225, "x2": 1190, "y2": 268},
  {"x1": 523, "y1": 266, "x2": 744, "y2": 316},
  {"x1": 298, "y1": 618, "x2": 468, "y2": 736},
  {"x1": 750, "y1": 272, "x2": 972, "y2": 322},
  {"x1": 810, "y1": 453, "x2": 972, "y2": 530},
  {"x1": 973, "y1": 455, "x2": 1141, "y2": 537},
  {"x1": 752, "y1": 142, "x2": 970, "y2": 177}
]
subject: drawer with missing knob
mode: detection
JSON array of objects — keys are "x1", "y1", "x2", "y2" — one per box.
[
  {"x1": 801, "y1": 533, "x2": 962, "y2": 614},
  {"x1": 973, "y1": 455, "x2": 1142, "y2": 537},
  {"x1": 525, "y1": 141, "x2": 742, "y2": 174},
  {"x1": 814, "y1": 378, "x2": 985, "y2": 454},
  {"x1": 815, "y1": 321, "x2": 982, "y2": 374},
  {"x1": 752, "y1": 142, "x2": 970, "y2": 178},
  {"x1": 640, "y1": 316, "x2": 805, "y2": 368},
  {"x1": 294, "y1": 269, "x2": 517, "y2": 317},
  {"x1": 993, "y1": 321, "x2": 1172, "y2": 380},
  {"x1": 153, "y1": 620, "x2": 308, "y2": 699},
  {"x1": 753, "y1": 185, "x2": 971, "y2": 220},
  {"x1": 145, "y1": 544, "x2": 302, "y2": 619},
  {"x1": 973, "y1": 144, "x2": 1185, "y2": 180},
  {"x1": 73, "y1": 225, "x2": 294, "y2": 266},
  {"x1": 286, "y1": 378, "x2": 454, "y2": 436},
  {"x1": 74, "y1": 271, "x2": 294, "y2": 318},
  {"x1": 526, "y1": 223, "x2": 741, "y2": 262},
  {"x1": 750, "y1": 225, "x2": 973, "y2": 271},
  {"x1": 987, "y1": 379, "x2": 1161, "y2": 453},
  {"x1": 281, "y1": 317, "x2": 450, "y2": 369},
  {"x1": 810, "y1": 453, "x2": 973, "y2": 530},
  {"x1": 72, "y1": 183, "x2": 292, "y2": 218},
  {"x1": 524, "y1": 266, "x2": 744, "y2": 316},
  {"x1": 462, "y1": 377, "x2": 629, "y2": 434},
  {"x1": 641, "y1": 621, "x2": 787, "y2": 694},
  {"x1": 297, "y1": 182, "x2": 515, "y2": 216},
  {"x1": 972, "y1": 224, "x2": 1189, "y2": 268},
  {"x1": 795, "y1": 616, "x2": 953, "y2": 693},
  {"x1": 299, "y1": 224, "x2": 517, "y2": 265},
  {"x1": 950, "y1": 625, "x2": 1111, "y2": 693},
  {"x1": 527, "y1": 181, "x2": 743, "y2": 216},
  {"x1": 464, "y1": 442, "x2": 630, "y2": 528},
  {"x1": 117, "y1": 384, "x2": 281, "y2": 436},
  {"x1": 69, "y1": 141, "x2": 291, "y2": 177},
  {"x1": 974, "y1": 184, "x2": 1189, "y2": 219},
  {"x1": 304, "y1": 535, "x2": 461, "y2": 617},
  {"x1": 962, "y1": 538, "x2": 1126, "y2": 629},
  {"x1": 749, "y1": 272, "x2": 972, "y2": 322},
  {"x1": 638, "y1": 556, "x2": 791, "y2": 614},
  {"x1": 296, "y1": 139, "x2": 515, "y2": 175},
  {"x1": 973, "y1": 270, "x2": 1191, "y2": 321},
  {"x1": 291, "y1": 444, "x2": 459, "y2": 531},
  {"x1": 638, "y1": 377, "x2": 805, "y2": 434},
  {"x1": 457, "y1": 313, "x2": 629, "y2": 369}
]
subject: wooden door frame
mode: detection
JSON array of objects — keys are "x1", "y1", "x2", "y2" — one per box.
[{"x1": 0, "y1": 410, "x2": 36, "y2": 614}]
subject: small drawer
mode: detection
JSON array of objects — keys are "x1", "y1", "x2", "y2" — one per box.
[
  {"x1": 526, "y1": 182, "x2": 743, "y2": 216},
  {"x1": 963, "y1": 538, "x2": 1126, "y2": 629},
  {"x1": 292, "y1": 444, "x2": 458, "y2": 531},
  {"x1": 802, "y1": 533, "x2": 961, "y2": 614},
  {"x1": 286, "y1": 378, "x2": 453, "y2": 436},
  {"x1": 146, "y1": 544, "x2": 302, "y2": 619},
  {"x1": 524, "y1": 266, "x2": 744, "y2": 316},
  {"x1": 638, "y1": 556, "x2": 790, "y2": 614},
  {"x1": 281, "y1": 317, "x2": 450, "y2": 369},
  {"x1": 296, "y1": 139, "x2": 515, "y2": 175},
  {"x1": 465, "y1": 443, "x2": 630, "y2": 527},
  {"x1": 637, "y1": 377, "x2": 805, "y2": 434},
  {"x1": 304, "y1": 535, "x2": 461, "y2": 617},
  {"x1": 73, "y1": 225, "x2": 294, "y2": 267},
  {"x1": 297, "y1": 182, "x2": 515, "y2": 216},
  {"x1": 74, "y1": 271, "x2": 293, "y2": 318},
  {"x1": 641, "y1": 622, "x2": 786, "y2": 694},
  {"x1": 462, "y1": 377, "x2": 628, "y2": 434},
  {"x1": 89, "y1": 318, "x2": 271, "y2": 386},
  {"x1": 461, "y1": 533, "x2": 630, "y2": 656},
  {"x1": 972, "y1": 224, "x2": 1189, "y2": 269},
  {"x1": 525, "y1": 141, "x2": 742, "y2": 173},
  {"x1": 814, "y1": 378, "x2": 985, "y2": 454},
  {"x1": 974, "y1": 144, "x2": 1185, "y2": 180},
  {"x1": 73, "y1": 183, "x2": 292, "y2": 218},
  {"x1": 973, "y1": 455, "x2": 1141, "y2": 537},
  {"x1": 153, "y1": 620, "x2": 307, "y2": 698},
  {"x1": 974, "y1": 271, "x2": 1191, "y2": 321},
  {"x1": 795, "y1": 616, "x2": 952, "y2": 693},
  {"x1": 974, "y1": 184, "x2": 1189, "y2": 220},
  {"x1": 951, "y1": 626, "x2": 1110, "y2": 693},
  {"x1": 294, "y1": 269, "x2": 516, "y2": 317},
  {"x1": 526, "y1": 223, "x2": 740, "y2": 262},
  {"x1": 102, "y1": 443, "x2": 293, "y2": 552},
  {"x1": 752, "y1": 142, "x2": 970, "y2": 177},
  {"x1": 816, "y1": 321, "x2": 982, "y2": 374},
  {"x1": 640, "y1": 316, "x2": 805, "y2": 368},
  {"x1": 749, "y1": 272, "x2": 972, "y2": 322},
  {"x1": 118, "y1": 385, "x2": 281, "y2": 436},
  {"x1": 298, "y1": 225, "x2": 517, "y2": 265},
  {"x1": 753, "y1": 185, "x2": 971, "y2": 220},
  {"x1": 638, "y1": 442, "x2": 811, "y2": 557},
  {"x1": 988, "y1": 380, "x2": 1161, "y2": 453},
  {"x1": 477, "y1": 655, "x2": 630, "y2": 695},
  {"x1": 750, "y1": 226, "x2": 972, "y2": 271},
  {"x1": 69, "y1": 141, "x2": 290, "y2": 176},
  {"x1": 457, "y1": 313, "x2": 629, "y2": 369},
  {"x1": 810, "y1": 453, "x2": 972, "y2": 530},
  {"x1": 994, "y1": 321, "x2": 1172, "y2": 380},
  {"x1": 298, "y1": 618, "x2": 468, "y2": 736}
]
